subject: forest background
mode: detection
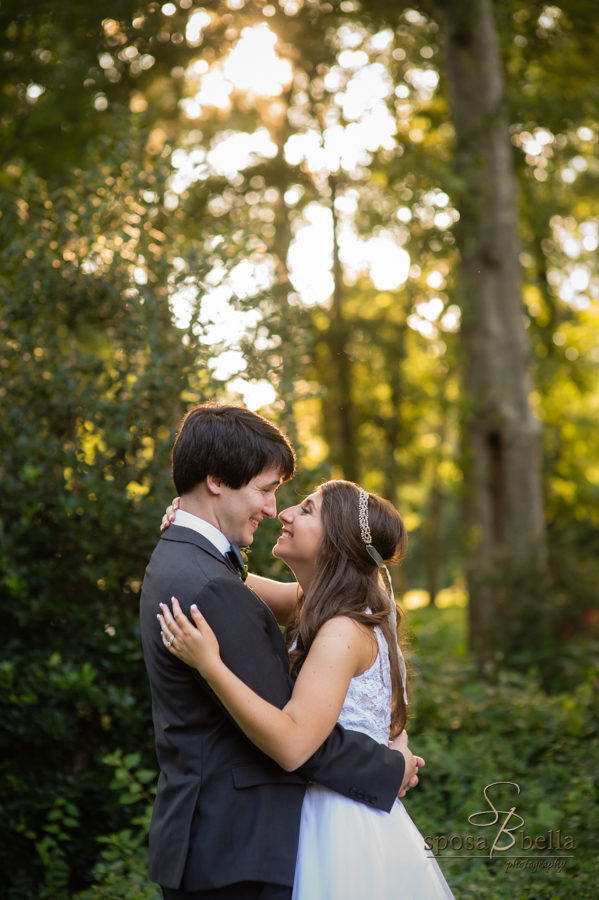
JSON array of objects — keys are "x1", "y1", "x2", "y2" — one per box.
[{"x1": 2, "y1": 0, "x2": 599, "y2": 897}]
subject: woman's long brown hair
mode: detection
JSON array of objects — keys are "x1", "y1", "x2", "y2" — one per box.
[{"x1": 286, "y1": 480, "x2": 409, "y2": 737}]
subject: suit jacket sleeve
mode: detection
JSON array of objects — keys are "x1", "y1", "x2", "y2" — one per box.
[{"x1": 177, "y1": 576, "x2": 405, "y2": 813}]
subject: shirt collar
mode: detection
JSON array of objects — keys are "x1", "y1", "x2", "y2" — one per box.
[{"x1": 172, "y1": 509, "x2": 231, "y2": 558}]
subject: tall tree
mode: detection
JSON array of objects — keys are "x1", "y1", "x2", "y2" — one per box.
[{"x1": 435, "y1": 0, "x2": 547, "y2": 661}]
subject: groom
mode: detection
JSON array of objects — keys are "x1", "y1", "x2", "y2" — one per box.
[{"x1": 140, "y1": 403, "x2": 419, "y2": 900}]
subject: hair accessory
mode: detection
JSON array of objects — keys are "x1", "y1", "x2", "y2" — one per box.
[
  {"x1": 358, "y1": 487, "x2": 408, "y2": 706},
  {"x1": 358, "y1": 488, "x2": 384, "y2": 566}
]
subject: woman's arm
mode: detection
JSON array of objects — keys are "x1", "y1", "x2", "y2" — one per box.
[
  {"x1": 158, "y1": 599, "x2": 370, "y2": 771},
  {"x1": 246, "y1": 574, "x2": 299, "y2": 626}
]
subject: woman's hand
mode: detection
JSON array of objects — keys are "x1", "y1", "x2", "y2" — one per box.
[
  {"x1": 390, "y1": 730, "x2": 425, "y2": 797},
  {"x1": 160, "y1": 497, "x2": 180, "y2": 532},
  {"x1": 157, "y1": 597, "x2": 222, "y2": 678}
]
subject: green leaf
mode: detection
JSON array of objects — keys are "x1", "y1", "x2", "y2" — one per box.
[
  {"x1": 136, "y1": 769, "x2": 157, "y2": 784},
  {"x1": 123, "y1": 753, "x2": 141, "y2": 769},
  {"x1": 118, "y1": 792, "x2": 142, "y2": 805}
]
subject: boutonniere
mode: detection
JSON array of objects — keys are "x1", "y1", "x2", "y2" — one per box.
[{"x1": 239, "y1": 546, "x2": 250, "y2": 583}]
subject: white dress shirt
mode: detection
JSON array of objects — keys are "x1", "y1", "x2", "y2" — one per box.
[{"x1": 172, "y1": 509, "x2": 231, "y2": 558}]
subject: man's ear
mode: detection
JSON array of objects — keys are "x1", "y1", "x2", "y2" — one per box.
[{"x1": 206, "y1": 474, "x2": 223, "y2": 496}]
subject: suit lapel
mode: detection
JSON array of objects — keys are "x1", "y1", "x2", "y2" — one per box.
[
  {"x1": 161, "y1": 526, "x2": 241, "y2": 578},
  {"x1": 161, "y1": 526, "x2": 228, "y2": 565},
  {"x1": 161, "y1": 526, "x2": 290, "y2": 673}
]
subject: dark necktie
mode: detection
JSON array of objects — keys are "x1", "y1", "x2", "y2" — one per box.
[{"x1": 225, "y1": 542, "x2": 246, "y2": 578}]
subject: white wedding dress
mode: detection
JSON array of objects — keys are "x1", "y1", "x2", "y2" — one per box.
[{"x1": 292, "y1": 625, "x2": 455, "y2": 900}]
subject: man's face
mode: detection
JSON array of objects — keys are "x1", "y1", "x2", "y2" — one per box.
[{"x1": 218, "y1": 465, "x2": 282, "y2": 546}]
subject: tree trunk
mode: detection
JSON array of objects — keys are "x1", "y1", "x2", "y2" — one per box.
[
  {"x1": 382, "y1": 336, "x2": 409, "y2": 595},
  {"x1": 382, "y1": 333, "x2": 404, "y2": 511},
  {"x1": 271, "y1": 123, "x2": 300, "y2": 449},
  {"x1": 426, "y1": 473, "x2": 442, "y2": 606},
  {"x1": 440, "y1": 0, "x2": 546, "y2": 661},
  {"x1": 327, "y1": 177, "x2": 358, "y2": 482}
]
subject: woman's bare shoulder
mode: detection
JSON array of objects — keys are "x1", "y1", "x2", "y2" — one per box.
[
  {"x1": 313, "y1": 615, "x2": 377, "y2": 675},
  {"x1": 314, "y1": 614, "x2": 373, "y2": 647}
]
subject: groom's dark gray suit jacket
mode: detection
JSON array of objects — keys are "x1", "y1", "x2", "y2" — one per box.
[{"x1": 140, "y1": 525, "x2": 406, "y2": 892}]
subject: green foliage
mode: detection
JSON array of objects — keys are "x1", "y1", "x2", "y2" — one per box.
[
  {"x1": 0, "y1": 133, "x2": 200, "y2": 896},
  {"x1": 73, "y1": 752, "x2": 160, "y2": 900},
  {"x1": 2, "y1": 0, "x2": 599, "y2": 895},
  {"x1": 406, "y1": 606, "x2": 599, "y2": 899},
  {"x1": 28, "y1": 796, "x2": 82, "y2": 900},
  {"x1": 0, "y1": 0, "x2": 202, "y2": 178}
]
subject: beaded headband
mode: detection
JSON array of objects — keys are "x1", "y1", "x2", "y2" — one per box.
[
  {"x1": 358, "y1": 488, "x2": 384, "y2": 566},
  {"x1": 358, "y1": 487, "x2": 408, "y2": 705}
]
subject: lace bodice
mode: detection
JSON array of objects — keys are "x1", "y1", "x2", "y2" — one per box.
[{"x1": 336, "y1": 625, "x2": 392, "y2": 745}]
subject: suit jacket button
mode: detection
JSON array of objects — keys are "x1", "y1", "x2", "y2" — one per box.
[
  {"x1": 370, "y1": 796, "x2": 377, "y2": 805},
  {"x1": 357, "y1": 790, "x2": 364, "y2": 800},
  {"x1": 349, "y1": 787, "x2": 358, "y2": 797}
]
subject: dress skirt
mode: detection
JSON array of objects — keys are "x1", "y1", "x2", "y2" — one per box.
[{"x1": 292, "y1": 784, "x2": 454, "y2": 900}]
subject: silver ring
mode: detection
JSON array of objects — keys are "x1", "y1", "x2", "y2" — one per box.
[{"x1": 167, "y1": 635, "x2": 175, "y2": 647}]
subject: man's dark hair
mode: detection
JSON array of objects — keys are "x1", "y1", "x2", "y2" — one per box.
[{"x1": 172, "y1": 402, "x2": 296, "y2": 494}]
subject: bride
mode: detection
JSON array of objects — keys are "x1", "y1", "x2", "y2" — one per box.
[{"x1": 158, "y1": 480, "x2": 454, "y2": 900}]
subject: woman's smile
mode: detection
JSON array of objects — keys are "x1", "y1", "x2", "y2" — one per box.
[{"x1": 272, "y1": 491, "x2": 324, "y2": 590}]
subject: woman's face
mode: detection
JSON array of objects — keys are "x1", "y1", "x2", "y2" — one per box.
[{"x1": 272, "y1": 490, "x2": 324, "y2": 574}]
